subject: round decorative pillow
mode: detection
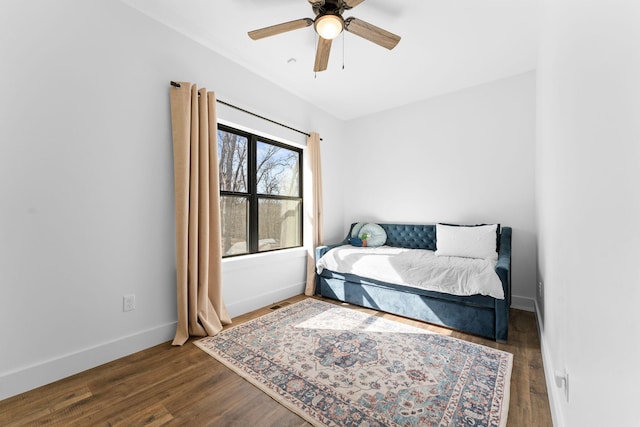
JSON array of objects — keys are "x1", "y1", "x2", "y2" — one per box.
[
  {"x1": 356, "y1": 223, "x2": 387, "y2": 247},
  {"x1": 350, "y1": 222, "x2": 366, "y2": 238}
]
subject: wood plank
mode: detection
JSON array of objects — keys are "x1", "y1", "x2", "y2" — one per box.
[
  {"x1": 110, "y1": 403, "x2": 174, "y2": 427},
  {"x1": 0, "y1": 295, "x2": 552, "y2": 427},
  {"x1": 526, "y1": 313, "x2": 553, "y2": 427},
  {"x1": 2, "y1": 386, "x2": 93, "y2": 427}
]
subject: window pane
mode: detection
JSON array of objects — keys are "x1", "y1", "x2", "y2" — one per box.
[
  {"x1": 218, "y1": 129, "x2": 248, "y2": 193},
  {"x1": 256, "y1": 141, "x2": 299, "y2": 196},
  {"x1": 258, "y1": 199, "x2": 301, "y2": 251},
  {"x1": 220, "y1": 196, "x2": 248, "y2": 256}
]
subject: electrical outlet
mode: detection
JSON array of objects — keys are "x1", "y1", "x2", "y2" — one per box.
[
  {"x1": 123, "y1": 294, "x2": 136, "y2": 312},
  {"x1": 538, "y1": 281, "x2": 543, "y2": 297},
  {"x1": 554, "y1": 370, "x2": 569, "y2": 403}
]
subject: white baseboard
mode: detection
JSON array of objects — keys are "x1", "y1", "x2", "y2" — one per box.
[
  {"x1": 0, "y1": 321, "x2": 176, "y2": 401},
  {"x1": 226, "y1": 282, "x2": 305, "y2": 318},
  {"x1": 511, "y1": 295, "x2": 535, "y2": 312},
  {"x1": 535, "y1": 299, "x2": 563, "y2": 427}
]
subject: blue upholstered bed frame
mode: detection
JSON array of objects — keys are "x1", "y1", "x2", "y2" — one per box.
[{"x1": 315, "y1": 223, "x2": 512, "y2": 341}]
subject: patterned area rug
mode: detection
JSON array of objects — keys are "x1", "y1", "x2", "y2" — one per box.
[{"x1": 195, "y1": 299, "x2": 512, "y2": 427}]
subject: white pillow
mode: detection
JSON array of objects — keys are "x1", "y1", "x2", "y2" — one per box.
[{"x1": 435, "y1": 224, "x2": 498, "y2": 260}]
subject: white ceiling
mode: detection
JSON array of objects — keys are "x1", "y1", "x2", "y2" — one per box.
[{"x1": 121, "y1": 0, "x2": 540, "y2": 120}]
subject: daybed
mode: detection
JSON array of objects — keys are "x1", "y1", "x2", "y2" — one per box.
[{"x1": 315, "y1": 223, "x2": 512, "y2": 341}]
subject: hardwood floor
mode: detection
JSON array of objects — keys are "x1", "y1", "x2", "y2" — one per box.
[{"x1": 0, "y1": 295, "x2": 552, "y2": 426}]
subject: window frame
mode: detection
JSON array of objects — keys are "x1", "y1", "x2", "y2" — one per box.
[{"x1": 218, "y1": 123, "x2": 303, "y2": 258}]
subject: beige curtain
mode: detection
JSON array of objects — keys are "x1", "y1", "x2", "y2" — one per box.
[
  {"x1": 304, "y1": 132, "x2": 323, "y2": 295},
  {"x1": 169, "y1": 82, "x2": 231, "y2": 346}
]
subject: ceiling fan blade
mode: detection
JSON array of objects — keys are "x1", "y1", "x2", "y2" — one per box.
[
  {"x1": 343, "y1": 0, "x2": 365, "y2": 9},
  {"x1": 307, "y1": 0, "x2": 325, "y2": 5},
  {"x1": 248, "y1": 18, "x2": 313, "y2": 40},
  {"x1": 314, "y1": 37, "x2": 332, "y2": 72},
  {"x1": 344, "y1": 17, "x2": 401, "y2": 50}
]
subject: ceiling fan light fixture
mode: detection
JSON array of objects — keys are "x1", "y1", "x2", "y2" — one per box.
[
  {"x1": 314, "y1": 14, "x2": 344, "y2": 40},
  {"x1": 248, "y1": 0, "x2": 401, "y2": 71}
]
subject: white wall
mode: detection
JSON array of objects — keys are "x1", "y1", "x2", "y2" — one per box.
[
  {"x1": 536, "y1": 1, "x2": 640, "y2": 425},
  {"x1": 342, "y1": 72, "x2": 537, "y2": 308},
  {"x1": 0, "y1": 0, "x2": 344, "y2": 400}
]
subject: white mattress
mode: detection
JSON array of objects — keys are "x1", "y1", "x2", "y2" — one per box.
[{"x1": 316, "y1": 245, "x2": 504, "y2": 299}]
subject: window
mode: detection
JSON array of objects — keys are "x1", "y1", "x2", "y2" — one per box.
[{"x1": 218, "y1": 124, "x2": 302, "y2": 257}]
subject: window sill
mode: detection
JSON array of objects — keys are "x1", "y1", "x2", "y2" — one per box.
[{"x1": 222, "y1": 247, "x2": 307, "y2": 270}]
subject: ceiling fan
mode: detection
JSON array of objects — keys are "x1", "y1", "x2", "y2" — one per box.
[{"x1": 248, "y1": 0, "x2": 401, "y2": 72}]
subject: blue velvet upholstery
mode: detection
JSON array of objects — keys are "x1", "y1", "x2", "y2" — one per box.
[
  {"x1": 315, "y1": 223, "x2": 512, "y2": 341},
  {"x1": 369, "y1": 223, "x2": 436, "y2": 250}
]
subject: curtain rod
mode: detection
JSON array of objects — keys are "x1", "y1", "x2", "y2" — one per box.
[{"x1": 170, "y1": 81, "x2": 320, "y2": 140}]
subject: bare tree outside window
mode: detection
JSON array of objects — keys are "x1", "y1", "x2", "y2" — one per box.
[
  {"x1": 256, "y1": 141, "x2": 299, "y2": 196},
  {"x1": 218, "y1": 130, "x2": 248, "y2": 255},
  {"x1": 218, "y1": 130, "x2": 247, "y2": 193},
  {"x1": 218, "y1": 126, "x2": 302, "y2": 257},
  {"x1": 256, "y1": 141, "x2": 300, "y2": 252}
]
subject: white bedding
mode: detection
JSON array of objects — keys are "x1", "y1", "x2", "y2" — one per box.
[{"x1": 316, "y1": 245, "x2": 504, "y2": 299}]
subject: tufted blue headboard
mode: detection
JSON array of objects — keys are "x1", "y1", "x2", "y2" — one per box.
[{"x1": 348, "y1": 223, "x2": 437, "y2": 250}]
